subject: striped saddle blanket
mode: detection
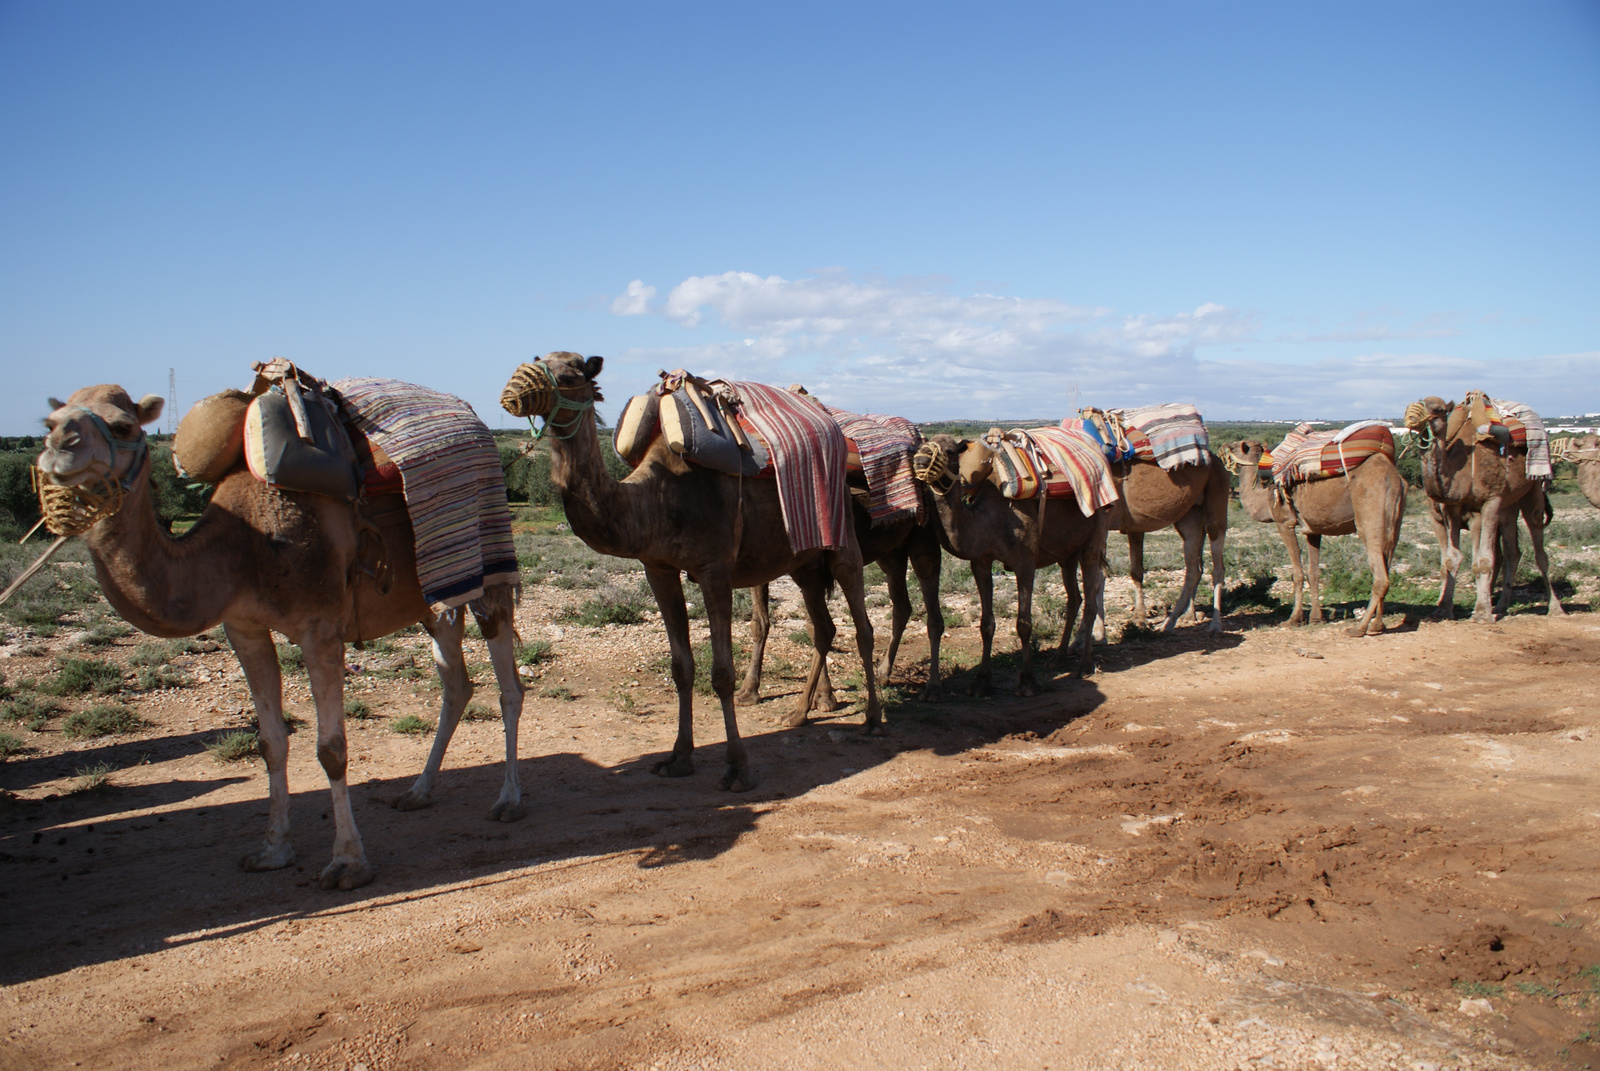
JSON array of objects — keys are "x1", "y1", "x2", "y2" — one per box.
[
  {"x1": 1068, "y1": 403, "x2": 1210, "y2": 470},
  {"x1": 824, "y1": 407, "x2": 923, "y2": 526},
  {"x1": 1265, "y1": 420, "x2": 1395, "y2": 486},
  {"x1": 334, "y1": 378, "x2": 519, "y2": 611},
  {"x1": 983, "y1": 426, "x2": 1119, "y2": 517},
  {"x1": 1440, "y1": 392, "x2": 1551, "y2": 479}
]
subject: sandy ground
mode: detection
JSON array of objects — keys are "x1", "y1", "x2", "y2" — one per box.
[{"x1": 3, "y1": 571, "x2": 1600, "y2": 1071}]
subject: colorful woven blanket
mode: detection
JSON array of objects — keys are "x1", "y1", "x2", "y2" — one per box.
[
  {"x1": 732, "y1": 382, "x2": 850, "y2": 552},
  {"x1": 334, "y1": 378, "x2": 519, "y2": 611},
  {"x1": 823, "y1": 407, "x2": 923, "y2": 526},
  {"x1": 985, "y1": 426, "x2": 1119, "y2": 517},
  {"x1": 1266, "y1": 420, "x2": 1394, "y2": 486},
  {"x1": 1490, "y1": 398, "x2": 1551, "y2": 479},
  {"x1": 1067, "y1": 403, "x2": 1209, "y2": 470}
]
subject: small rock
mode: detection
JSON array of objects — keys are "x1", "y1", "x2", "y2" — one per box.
[
  {"x1": 1044, "y1": 869, "x2": 1070, "y2": 885},
  {"x1": 1157, "y1": 929, "x2": 1179, "y2": 945},
  {"x1": 1293, "y1": 647, "x2": 1324, "y2": 659},
  {"x1": 1458, "y1": 996, "x2": 1493, "y2": 1016},
  {"x1": 827, "y1": 729, "x2": 846, "y2": 743}
]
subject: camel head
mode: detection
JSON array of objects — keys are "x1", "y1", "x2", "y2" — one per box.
[
  {"x1": 37, "y1": 385, "x2": 164, "y2": 489},
  {"x1": 501, "y1": 352, "x2": 604, "y2": 437},
  {"x1": 1404, "y1": 396, "x2": 1455, "y2": 443},
  {"x1": 912, "y1": 434, "x2": 973, "y2": 501},
  {"x1": 1226, "y1": 440, "x2": 1266, "y2": 471}
]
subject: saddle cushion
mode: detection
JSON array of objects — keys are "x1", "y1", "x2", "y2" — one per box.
[
  {"x1": 172, "y1": 389, "x2": 252, "y2": 483},
  {"x1": 614, "y1": 392, "x2": 660, "y2": 467},
  {"x1": 659, "y1": 386, "x2": 770, "y2": 476}
]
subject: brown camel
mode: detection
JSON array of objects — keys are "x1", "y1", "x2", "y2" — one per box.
[
  {"x1": 736, "y1": 497, "x2": 945, "y2": 709},
  {"x1": 35, "y1": 385, "x2": 525, "y2": 891},
  {"x1": 499, "y1": 353, "x2": 881, "y2": 791},
  {"x1": 1560, "y1": 434, "x2": 1600, "y2": 510},
  {"x1": 912, "y1": 434, "x2": 1110, "y2": 694},
  {"x1": 1410, "y1": 396, "x2": 1563, "y2": 622},
  {"x1": 1093, "y1": 456, "x2": 1230, "y2": 639},
  {"x1": 1228, "y1": 441, "x2": 1408, "y2": 636}
]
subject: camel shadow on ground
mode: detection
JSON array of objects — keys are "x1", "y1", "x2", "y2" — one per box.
[{"x1": 0, "y1": 664, "x2": 1102, "y2": 986}]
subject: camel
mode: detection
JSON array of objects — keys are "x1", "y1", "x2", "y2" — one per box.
[
  {"x1": 1227, "y1": 441, "x2": 1407, "y2": 637},
  {"x1": 1559, "y1": 434, "x2": 1600, "y2": 510},
  {"x1": 1410, "y1": 396, "x2": 1563, "y2": 622},
  {"x1": 735, "y1": 498, "x2": 944, "y2": 710},
  {"x1": 35, "y1": 385, "x2": 525, "y2": 891},
  {"x1": 913, "y1": 434, "x2": 1110, "y2": 694},
  {"x1": 1093, "y1": 456, "x2": 1229, "y2": 639},
  {"x1": 499, "y1": 353, "x2": 881, "y2": 792}
]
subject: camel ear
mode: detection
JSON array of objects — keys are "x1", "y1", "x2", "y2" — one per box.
[
  {"x1": 48, "y1": 397, "x2": 65, "y2": 412},
  {"x1": 583, "y1": 355, "x2": 604, "y2": 381},
  {"x1": 1444, "y1": 401, "x2": 1455, "y2": 413},
  {"x1": 136, "y1": 395, "x2": 165, "y2": 426}
]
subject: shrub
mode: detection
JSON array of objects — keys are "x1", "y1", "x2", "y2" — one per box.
[
  {"x1": 390, "y1": 714, "x2": 434, "y2": 735},
  {"x1": 62, "y1": 703, "x2": 144, "y2": 739},
  {"x1": 1, "y1": 692, "x2": 62, "y2": 730},
  {"x1": 538, "y1": 685, "x2": 575, "y2": 701},
  {"x1": 206, "y1": 730, "x2": 259, "y2": 762},
  {"x1": 560, "y1": 597, "x2": 645, "y2": 627},
  {"x1": 516, "y1": 640, "x2": 554, "y2": 666},
  {"x1": 70, "y1": 761, "x2": 113, "y2": 793},
  {"x1": 0, "y1": 732, "x2": 24, "y2": 759},
  {"x1": 79, "y1": 622, "x2": 131, "y2": 647},
  {"x1": 462, "y1": 702, "x2": 498, "y2": 721},
  {"x1": 344, "y1": 698, "x2": 372, "y2": 720},
  {"x1": 275, "y1": 643, "x2": 305, "y2": 672},
  {"x1": 135, "y1": 665, "x2": 190, "y2": 691},
  {"x1": 43, "y1": 656, "x2": 124, "y2": 696}
]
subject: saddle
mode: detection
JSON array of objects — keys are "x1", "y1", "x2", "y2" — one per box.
[{"x1": 613, "y1": 369, "x2": 772, "y2": 476}]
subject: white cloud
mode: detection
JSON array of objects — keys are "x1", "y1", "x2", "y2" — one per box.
[
  {"x1": 603, "y1": 272, "x2": 1600, "y2": 419},
  {"x1": 609, "y1": 279, "x2": 656, "y2": 316}
]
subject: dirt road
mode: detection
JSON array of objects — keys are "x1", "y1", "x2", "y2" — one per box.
[{"x1": 3, "y1": 587, "x2": 1599, "y2": 1070}]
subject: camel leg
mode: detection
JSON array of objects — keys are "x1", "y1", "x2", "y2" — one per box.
[
  {"x1": 1470, "y1": 504, "x2": 1502, "y2": 623},
  {"x1": 1056, "y1": 555, "x2": 1084, "y2": 661},
  {"x1": 473, "y1": 587, "x2": 526, "y2": 822},
  {"x1": 1013, "y1": 561, "x2": 1040, "y2": 697},
  {"x1": 1495, "y1": 510, "x2": 1521, "y2": 620},
  {"x1": 1429, "y1": 505, "x2": 1461, "y2": 620},
  {"x1": 791, "y1": 566, "x2": 838, "y2": 727},
  {"x1": 908, "y1": 534, "x2": 945, "y2": 701},
  {"x1": 1161, "y1": 512, "x2": 1206, "y2": 631},
  {"x1": 875, "y1": 546, "x2": 913, "y2": 686},
  {"x1": 1523, "y1": 493, "x2": 1565, "y2": 616},
  {"x1": 734, "y1": 584, "x2": 769, "y2": 706},
  {"x1": 698, "y1": 572, "x2": 754, "y2": 792},
  {"x1": 831, "y1": 551, "x2": 884, "y2": 735},
  {"x1": 228, "y1": 624, "x2": 296, "y2": 873},
  {"x1": 1127, "y1": 532, "x2": 1147, "y2": 622},
  {"x1": 1306, "y1": 533, "x2": 1324, "y2": 625},
  {"x1": 395, "y1": 607, "x2": 473, "y2": 811},
  {"x1": 303, "y1": 626, "x2": 373, "y2": 891},
  {"x1": 969, "y1": 562, "x2": 996, "y2": 697},
  {"x1": 1351, "y1": 525, "x2": 1390, "y2": 638},
  {"x1": 1206, "y1": 526, "x2": 1226, "y2": 633},
  {"x1": 645, "y1": 567, "x2": 697, "y2": 778},
  {"x1": 1091, "y1": 565, "x2": 1108, "y2": 644},
  {"x1": 1277, "y1": 522, "x2": 1307, "y2": 626},
  {"x1": 1073, "y1": 524, "x2": 1107, "y2": 677}
]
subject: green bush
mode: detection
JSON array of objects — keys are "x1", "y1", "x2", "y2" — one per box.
[
  {"x1": 43, "y1": 656, "x2": 124, "y2": 696},
  {"x1": 462, "y1": 702, "x2": 498, "y2": 721},
  {"x1": 516, "y1": 640, "x2": 554, "y2": 666},
  {"x1": 62, "y1": 703, "x2": 144, "y2": 739},
  {"x1": 0, "y1": 452, "x2": 41, "y2": 539},
  {"x1": 206, "y1": 730, "x2": 258, "y2": 762},
  {"x1": 344, "y1": 698, "x2": 372, "y2": 720},
  {"x1": 147, "y1": 444, "x2": 212, "y2": 528},
  {"x1": 135, "y1": 664, "x2": 190, "y2": 691},
  {"x1": 70, "y1": 761, "x2": 113, "y2": 793},
  {"x1": 560, "y1": 595, "x2": 647, "y2": 627},
  {"x1": 1, "y1": 692, "x2": 62, "y2": 730},
  {"x1": 0, "y1": 732, "x2": 24, "y2": 759},
  {"x1": 390, "y1": 713, "x2": 434, "y2": 735}
]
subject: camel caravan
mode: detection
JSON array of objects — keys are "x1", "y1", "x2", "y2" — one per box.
[{"x1": 18, "y1": 355, "x2": 1588, "y2": 886}]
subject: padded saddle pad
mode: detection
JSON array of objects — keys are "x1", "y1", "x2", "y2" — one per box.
[
  {"x1": 659, "y1": 386, "x2": 770, "y2": 476},
  {"x1": 244, "y1": 386, "x2": 362, "y2": 503}
]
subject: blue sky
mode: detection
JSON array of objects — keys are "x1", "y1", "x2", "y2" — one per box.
[{"x1": 2, "y1": 1, "x2": 1597, "y2": 433}]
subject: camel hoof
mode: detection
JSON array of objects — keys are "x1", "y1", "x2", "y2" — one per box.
[
  {"x1": 487, "y1": 800, "x2": 525, "y2": 823},
  {"x1": 1278, "y1": 617, "x2": 1302, "y2": 629},
  {"x1": 966, "y1": 678, "x2": 993, "y2": 698},
  {"x1": 392, "y1": 790, "x2": 433, "y2": 812},
  {"x1": 782, "y1": 707, "x2": 809, "y2": 728},
  {"x1": 1428, "y1": 608, "x2": 1452, "y2": 622},
  {"x1": 319, "y1": 858, "x2": 374, "y2": 891},
  {"x1": 652, "y1": 755, "x2": 695, "y2": 778},
  {"x1": 240, "y1": 843, "x2": 295, "y2": 872},
  {"x1": 862, "y1": 720, "x2": 888, "y2": 738},
  {"x1": 811, "y1": 691, "x2": 839, "y2": 713},
  {"x1": 733, "y1": 688, "x2": 761, "y2": 708},
  {"x1": 718, "y1": 766, "x2": 756, "y2": 792},
  {"x1": 1550, "y1": 603, "x2": 1568, "y2": 617},
  {"x1": 918, "y1": 682, "x2": 943, "y2": 703},
  {"x1": 1014, "y1": 681, "x2": 1042, "y2": 698}
]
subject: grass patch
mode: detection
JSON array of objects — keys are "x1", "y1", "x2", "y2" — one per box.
[
  {"x1": 62, "y1": 703, "x2": 144, "y2": 739},
  {"x1": 206, "y1": 730, "x2": 259, "y2": 762},
  {"x1": 516, "y1": 640, "x2": 555, "y2": 666},
  {"x1": 607, "y1": 685, "x2": 637, "y2": 714},
  {"x1": 130, "y1": 638, "x2": 203, "y2": 666},
  {"x1": 275, "y1": 642, "x2": 305, "y2": 672},
  {"x1": 1451, "y1": 979, "x2": 1504, "y2": 999},
  {"x1": 462, "y1": 702, "x2": 498, "y2": 722},
  {"x1": 42, "y1": 656, "x2": 124, "y2": 696},
  {"x1": 787, "y1": 628, "x2": 813, "y2": 647},
  {"x1": 70, "y1": 761, "x2": 114, "y2": 793},
  {"x1": 135, "y1": 664, "x2": 190, "y2": 691},
  {"x1": 390, "y1": 713, "x2": 434, "y2": 735},
  {"x1": 79, "y1": 622, "x2": 131, "y2": 647},
  {"x1": 344, "y1": 698, "x2": 372, "y2": 720},
  {"x1": 0, "y1": 731, "x2": 24, "y2": 758},
  {"x1": 560, "y1": 597, "x2": 646, "y2": 627},
  {"x1": 539, "y1": 685, "x2": 576, "y2": 701},
  {"x1": 1, "y1": 692, "x2": 62, "y2": 730}
]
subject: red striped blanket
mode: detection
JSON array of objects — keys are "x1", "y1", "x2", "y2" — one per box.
[
  {"x1": 987, "y1": 426, "x2": 1119, "y2": 517},
  {"x1": 1114, "y1": 403, "x2": 1209, "y2": 469},
  {"x1": 733, "y1": 382, "x2": 850, "y2": 552},
  {"x1": 334, "y1": 378, "x2": 519, "y2": 611},
  {"x1": 1266, "y1": 420, "x2": 1394, "y2": 485},
  {"x1": 823, "y1": 407, "x2": 923, "y2": 526}
]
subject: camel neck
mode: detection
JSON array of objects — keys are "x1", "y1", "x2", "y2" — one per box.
[
  {"x1": 545, "y1": 412, "x2": 648, "y2": 559},
  {"x1": 1235, "y1": 458, "x2": 1277, "y2": 523},
  {"x1": 82, "y1": 468, "x2": 242, "y2": 637}
]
